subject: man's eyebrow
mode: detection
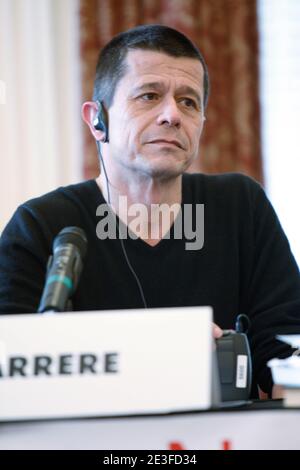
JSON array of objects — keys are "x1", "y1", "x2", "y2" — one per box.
[{"x1": 131, "y1": 82, "x2": 164, "y2": 94}]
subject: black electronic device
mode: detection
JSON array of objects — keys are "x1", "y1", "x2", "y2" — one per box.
[
  {"x1": 216, "y1": 315, "x2": 252, "y2": 402},
  {"x1": 93, "y1": 100, "x2": 109, "y2": 142}
]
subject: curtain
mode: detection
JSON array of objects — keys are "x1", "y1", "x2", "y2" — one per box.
[
  {"x1": 258, "y1": 0, "x2": 300, "y2": 266},
  {"x1": 0, "y1": 0, "x2": 83, "y2": 233},
  {"x1": 80, "y1": 0, "x2": 263, "y2": 183}
]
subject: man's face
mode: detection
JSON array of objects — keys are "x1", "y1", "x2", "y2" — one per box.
[{"x1": 106, "y1": 49, "x2": 205, "y2": 179}]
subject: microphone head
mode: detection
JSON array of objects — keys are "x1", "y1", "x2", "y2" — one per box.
[{"x1": 53, "y1": 227, "x2": 88, "y2": 259}]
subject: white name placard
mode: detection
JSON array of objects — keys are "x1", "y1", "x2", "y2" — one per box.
[{"x1": 0, "y1": 306, "x2": 213, "y2": 421}]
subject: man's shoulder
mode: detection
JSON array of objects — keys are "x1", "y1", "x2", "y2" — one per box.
[
  {"x1": 183, "y1": 172, "x2": 264, "y2": 204},
  {"x1": 20, "y1": 180, "x2": 99, "y2": 215},
  {"x1": 2, "y1": 180, "x2": 101, "y2": 242},
  {"x1": 184, "y1": 171, "x2": 262, "y2": 190},
  {"x1": 23, "y1": 179, "x2": 98, "y2": 205}
]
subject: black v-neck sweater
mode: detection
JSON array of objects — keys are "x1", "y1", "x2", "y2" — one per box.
[{"x1": 0, "y1": 173, "x2": 299, "y2": 394}]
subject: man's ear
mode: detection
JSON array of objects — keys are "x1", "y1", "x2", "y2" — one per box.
[{"x1": 81, "y1": 101, "x2": 107, "y2": 142}]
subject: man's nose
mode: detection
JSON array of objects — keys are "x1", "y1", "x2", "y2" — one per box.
[{"x1": 156, "y1": 97, "x2": 181, "y2": 128}]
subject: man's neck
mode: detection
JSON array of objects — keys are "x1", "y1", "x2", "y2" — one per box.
[{"x1": 96, "y1": 172, "x2": 183, "y2": 246}]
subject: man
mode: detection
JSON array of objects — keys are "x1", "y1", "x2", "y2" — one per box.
[{"x1": 0, "y1": 25, "x2": 299, "y2": 399}]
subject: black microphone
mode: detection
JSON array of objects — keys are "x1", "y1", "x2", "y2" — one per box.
[{"x1": 38, "y1": 227, "x2": 88, "y2": 313}]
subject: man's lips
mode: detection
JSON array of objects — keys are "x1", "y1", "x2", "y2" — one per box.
[{"x1": 147, "y1": 139, "x2": 184, "y2": 149}]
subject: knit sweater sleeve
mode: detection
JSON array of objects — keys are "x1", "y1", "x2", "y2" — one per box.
[
  {"x1": 246, "y1": 181, "x2": 300, "y2": 394},
  {"x1": 0, "y1": 203, "x2": 51, "y2": 314}
]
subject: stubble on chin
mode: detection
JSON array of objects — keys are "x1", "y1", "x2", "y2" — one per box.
[{"x1": 133, "y1": 156, "x2": 193, "y2": 181}]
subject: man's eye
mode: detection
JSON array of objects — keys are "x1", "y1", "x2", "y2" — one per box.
[
  {"x1": 180, "y1": 97, "x2": 197, "y2": 109},
  {"x1": 140, "y1": 93, "x2": 158, "y2": 101}
]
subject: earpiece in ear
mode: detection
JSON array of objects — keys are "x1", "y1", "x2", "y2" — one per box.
[{"x1": 93, "y1": 101, "x2": 109, "y2": 142}]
